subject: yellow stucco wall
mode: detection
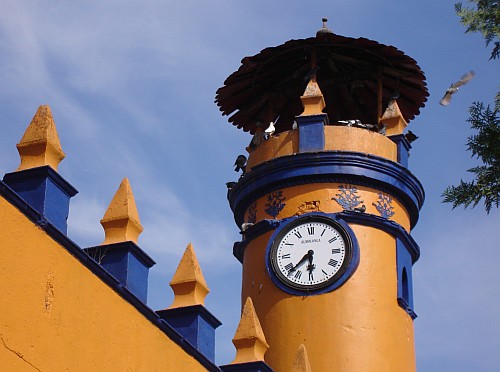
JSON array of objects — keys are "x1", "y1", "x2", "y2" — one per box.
[
  {"x1": 246, "y1": 126, "x2": 397, "y2": 170},
  {"x1": 238, "y1": 123, "x2": 416, "y2": 371},
  {"x1": 242, "y1": 227, "x2": 415, "y2": 372},
  {"x1": 0, "y1": 195, "x2": 208, "y2": 371}
]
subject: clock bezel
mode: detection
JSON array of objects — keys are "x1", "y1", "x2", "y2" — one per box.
[{"x1": 266, "y1": 213, "x2": 359, "y2": 296}]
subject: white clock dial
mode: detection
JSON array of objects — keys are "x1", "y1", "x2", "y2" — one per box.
[{"x1": 269, "y1": 216, "x2": 353, "y2": 291}]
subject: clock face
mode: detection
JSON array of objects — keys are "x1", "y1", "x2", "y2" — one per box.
[{"x1": 269, "y1": 216, "x2": 354, "y2": 292}]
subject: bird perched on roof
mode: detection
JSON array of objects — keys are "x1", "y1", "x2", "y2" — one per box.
[
  {"x1": 353, "y1": 205, "x2": 366, "y2": 213},
  {"x1": 240, "y1": 222, "x2": 254, "y2": 232},
  {"x1": 439, "y1": 71, "x2": 475, "y2": 106},
  {"x1": 265, "y1": 121, "x2": 276, "y2": 137},
  {"x1": 234, "y1": 155, "x2": 247, "y2": 173},
  {"x1": 248, "y1": 130, "x2": 265, "y2": 150},
  {"x1": 405, "y1": 130, "x2": 419, "y2": 143}
]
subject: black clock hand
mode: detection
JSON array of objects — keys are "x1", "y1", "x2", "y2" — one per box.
[
  {"x1": 306, "y1": 250, "x2": 315, "y2": 280},
  {"x1": 288, "y1": 250, "x2": 315, "y2": 276}
]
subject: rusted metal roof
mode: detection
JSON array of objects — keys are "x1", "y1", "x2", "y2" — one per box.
[{"x1": 216, "y1": 31, "x2": 428, "y2": 134}]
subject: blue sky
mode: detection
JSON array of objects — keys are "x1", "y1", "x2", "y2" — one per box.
[{"x1": 0, "y1": 1, "x2": 498, "y2": 370}]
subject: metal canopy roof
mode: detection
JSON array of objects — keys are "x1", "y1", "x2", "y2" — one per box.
[{"x1": 216, "y1": 30, "x2": 428, "y2": 135}]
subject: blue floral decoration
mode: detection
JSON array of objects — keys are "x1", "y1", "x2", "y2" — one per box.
[
  {"x1": 247, "y1": 202, "x2": 257, "y2": 224},
  {"x1": 265, "y1": 191, "x2": 286, "y2": 218},
  {"x1": 372, "y1": 193, "x2": 395, "y2": 218},
  {"x1": 333, "y1": 185, "x2": 363, "y2": 211}
]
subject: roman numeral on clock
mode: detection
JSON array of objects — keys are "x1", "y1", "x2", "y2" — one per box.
[
  {"x1": 307, "y1": 226, "x2": 315, "y2": 235},
  {"x1": 281, "y1": 253, "x2": 291, "y2": 259},
  {"x1": 284, "y1": 263, "x2": 294, "y2": 271},
  {"x1": 328, "y1": 259, "x2": 338, "y2": 267},
  {"x1": 294, "y1": 231, "x2": 302, "y2": 239},
  {"x1": 329, "y1": 237, "x2": 338, "y2": 243},
  {"x1": 294, "y1": 270, "x2": 302, "y2": 279},
  {"x1": 332, "y1": 248, "x2": 341, "y2": 254}
]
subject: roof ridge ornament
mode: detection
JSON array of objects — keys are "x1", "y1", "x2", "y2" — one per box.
[
  {"x1": 230, "y1": 297, "x2": 269, "y2": 364},
  {"x1": 168, "y1": 243, "x2": 210, "y2": 308},
  {"x1": 316, "y1": 17, "x2": 333, "y2": 36},
  {"x1": 300, "y1": 76, "x2": 327, "y2": 116},
  {"x1": 16, "y1": 105, "x2": 66, "y2": 172},
  {"x1": 100, "y1": 178, "x2": 143, "y2": 245}
]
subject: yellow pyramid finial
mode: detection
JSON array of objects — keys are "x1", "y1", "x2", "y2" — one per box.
[
  {"x1": 291, "y1": 344, "x2": 313, "y2": 372},
  {"x1": 100, "y1": 178, "x2": 143, "y2": 245},
  {"x1": 379, "y1": 99, "x2": 408, "y2": 135},
  {"x1": 169, "y1": 243, "x2": 210, "y2": 308},
  {"x1": 231, "y1": 297, "x2": 269, "y2": 364},
  {"x1": 16, "y1": 105, "x2": 66, "y2": 171},
  {"x1": 300, "y1": 76, "x2": 326, "y2": 116}
]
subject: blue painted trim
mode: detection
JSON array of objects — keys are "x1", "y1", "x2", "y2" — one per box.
[
  {"x1": 85, "y1": 242, "x2": 156, "y2": 303},
  {"x1": 234, "y1": 211, "x2": 420, "y2": 264},
  {"x1": 389, "y1": 134, "x2": 412, "y2": 167},
  {"x1": 0, "y1": 180, "x2": 220, "y2": 371},
  {"x1": 264, "y1": 212, "x2": 360, "y2": 296},
  {"x1": 337, "y1": 210, "x2": 420, "y2": 263},
  {"x1": 220, "y1": 361, "x2": 274, "y2": 372},
  {"x1": 3, "y1": 166, "x2": 78, "y2": 233},
  {"x1": 85, "y1": 241, "x2": 156, "y2": 268},
  {"x1": 297, "y1": 114, "x2": 327, "y2": 152},
  {"x1": 234, "y1": 219, "x2": 281, "y2": 263},
  {"x1": 396, "y1": 238, "x2": 417, "y2": 319},
  {"x1": 228, "y1": 151, "x2": 424, "y2": 230},
  {"x1": 157, "y1": 305, "x2": 222, "y2": 363}
]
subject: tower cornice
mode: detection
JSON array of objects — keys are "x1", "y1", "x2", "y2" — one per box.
[{"x1": 228, "y1": 151, "x2": 424, "y2": 229}]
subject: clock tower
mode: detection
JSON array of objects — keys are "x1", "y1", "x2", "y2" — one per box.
[{"x1": 218, "y1": 20, "x2": 427, "y2": 371}]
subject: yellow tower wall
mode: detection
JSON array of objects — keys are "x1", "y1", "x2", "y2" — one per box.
[
  {"x1": 0, "y1": 195, "x2": 209, "y2": 372},
  {"x1": 231, "y1": 125, "x2": 421, "y2": 371}
]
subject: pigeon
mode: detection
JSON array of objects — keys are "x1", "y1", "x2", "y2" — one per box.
[
  {"x1": 234, "y1": 155, "x2": 247, "y2": 173},
  {"x1": 405, "y1": 131, "x2": 419, "y2": 143},
  {"x1": 265, "y1": 121, "x2": 276, "y2": 137},
  {"x1": 439, "y1": 71, "x2": 475, "y2": 106},
  {"x1": 240, "y1": 222, "x2": 254, "y2": 232},
  {"x1": 248, "y1": 131, "x2": 265, "y2": 150},
  {"x1": 338, "y1": 120, "x2": 377, "y2": 130},
  {"x1": 353, "y1": 205, "x2": 366, "y2": 213}
]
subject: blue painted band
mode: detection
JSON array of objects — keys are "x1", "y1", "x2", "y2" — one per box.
[
  {"x1": 297, "y1": 114, "x2": 327, "y2": 152},
  {"x1": 220, "y1": 361, "x2": 274, "y2": 372},
  {"x1": 389, "y1": 134, "x2": 412, "y2": 168},
  {"x1": 157, "y1": 305, "x2": 222, "y2": 329},
  {"x1": 398, "y1": 297, "x2": 417, "y2": 320},
  {"x1": 228, "y1": 151, "x2": 425, "y2": 229},
  {"x1": 3, "y1": 166, "x2": 78, "y2": 197},
  {"x1": 85, "y1": 241, "x2": 156, "y2": 268},
  {"x1": 233, "y1": 211, "x2": 420, "y2": 264}
]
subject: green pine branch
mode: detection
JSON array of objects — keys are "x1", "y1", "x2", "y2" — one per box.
[{"x1": 443, "y1": 102, "x2": 500, "y2": 213}]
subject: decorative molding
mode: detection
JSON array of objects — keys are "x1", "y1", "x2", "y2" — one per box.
[
  {"x1": 247, "y1": 202, "x2": 257, "y2": 224},
  {"x1": 233, "y1": 211, "x2": 420, "y2": 264},
  {"x1": 333, "y1": 184, "x2": 364, "y2": 211},
  {"x1": 295, "y1": 200, "x2": 320, "y2": 215},
  {"x1": 372, "y1": 192, "x2": 395, "y2": 219},
  {"x1": 264, "y1": 190, "x2": 286, "y2": 218},
  {"x1": 228, "y1": 151, "x2": 424, "y2": 229}
]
